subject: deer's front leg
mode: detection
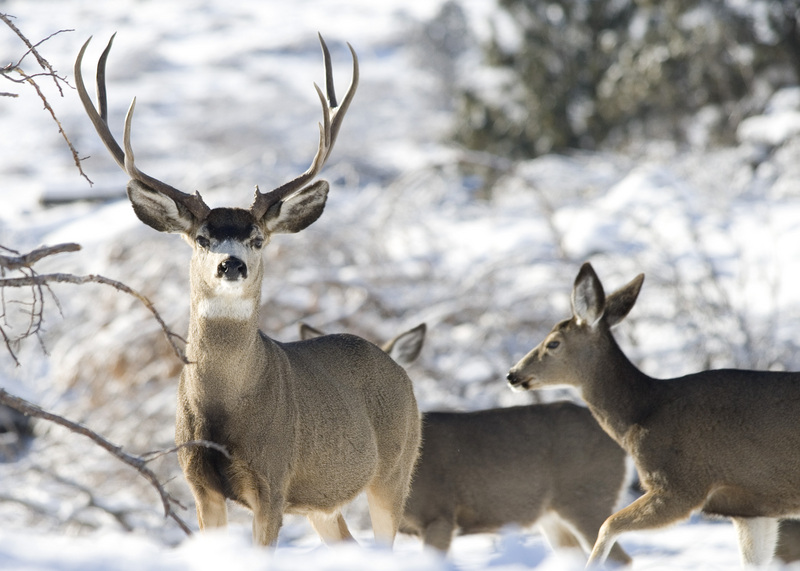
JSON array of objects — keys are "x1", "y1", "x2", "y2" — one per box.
[
  {"x1": 245, "y1": 488, "x2": 285, "y2": 546},
  {"x1": 588, "y1": 490, "x2": 700, "y2": 566}
]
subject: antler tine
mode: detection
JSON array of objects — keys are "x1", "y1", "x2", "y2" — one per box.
[
  {"x1": 75, "y1": 36, "x2": 210, "y2": 219},
  {"x1": 75, "y1": 36, "x2": 124, "y2": 170},
  {"x1": 251, "y1": 34, "x2": 359, "y2": 219}
]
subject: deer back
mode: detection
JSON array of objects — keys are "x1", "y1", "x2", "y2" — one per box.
[{"x1": 402, "y1": 402, "x2": 627, "y2": 535}]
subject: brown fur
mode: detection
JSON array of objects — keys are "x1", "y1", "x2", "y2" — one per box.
[
  {"x1": 77, "y1": 35, "x2": 421, "y2": 547},
  {"x1": 508, "y1": 262, "x2": 800, "y2": 566},
  {"x1": 402, "y1": 404, "x2": 631, "y2": 564},
  {"x1": 300, "y1": 323, "x2": 630, "y2": 563}
]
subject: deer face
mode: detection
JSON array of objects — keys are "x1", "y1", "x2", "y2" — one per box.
[
  {"x1": 75, "y1": 33, "x2": 357, "y2": 320},
  {"x1": 508, "y1": 263, "x2": 644, "y2": 392},
  {"x1": 507, "y1": 319, "x2": 586, "y2": 390},
  {"x1": 190, "y1": 207, "x2": 265, "y2": 291}
]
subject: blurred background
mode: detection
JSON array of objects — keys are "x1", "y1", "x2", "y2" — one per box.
[{"x1": 1, "y1": 0, "x2": 800, "y2": 553}]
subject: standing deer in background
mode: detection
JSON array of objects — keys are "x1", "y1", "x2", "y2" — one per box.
[
  {"x1": 301, "y1": 323, "x2": 631, "y2": 564},
  {"x1": 507, "y1": 262, "x2": 800, "y2": 567},
  {"x1": 75, "y1": 35, "x2": 421, "y2": 547},
  {"x1": 299, "y1": 323, "x2": 427, "y2": 367}
]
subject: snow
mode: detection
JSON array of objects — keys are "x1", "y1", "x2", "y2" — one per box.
[{"x1": 2, "y1": 0, "x2": 800, "y2": 569}]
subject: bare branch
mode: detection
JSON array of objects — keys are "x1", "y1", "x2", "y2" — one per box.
[
  {"x1": 0, "y1": 14, "x2": 90, "y2": 183},
  {"x1": 0, "y1": 243, "x2": 81, "y2": 271},
  {"x1": 141, "y1": 440, "x2": 232, "y2": 463},
  {"x1": 0, "y1": 388, "x2": 206, "y2": 536},
  {"x1": 0, "y1": 271, "x2": 188, "y2": 364},
  {"x1": 0, "y1": 14, "x2": 68, "y2": 93}
]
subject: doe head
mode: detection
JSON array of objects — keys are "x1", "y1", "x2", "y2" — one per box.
[{"x1": 507, "y1": 263, "x2": 644, "y2": 391}]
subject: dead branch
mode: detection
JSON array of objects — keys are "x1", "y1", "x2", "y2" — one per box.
[
  {"x1": 0, "y1": 271, "x2": 188, "y2": 364},
  {"x1": 0, "y1": 389, "x2": 228, "y2": 536},
  {"x1": 0, "y1": 242, "x2": 188, "y2": 365},
  {"x1": 0, "y1": 14, "x2": 90, "y2": 183},
  {"x1": 0, "y1": 243, "x2": 81, "y2": 271}
]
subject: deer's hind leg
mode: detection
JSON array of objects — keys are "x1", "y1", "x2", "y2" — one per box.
[
  {"x1": 422, "y1": 517, "x2": 456, "y2": 552},
  {"x1": 367, "y1": 455, "x2": 419, "y2": 547},
  {"x1": 308, "y1": 510, "x2": 355, "y2": 544},
  {"x1": 366, "y1": 484, "x2": 403, "y2": 546},
  {"x1": 731, "y1": 516, "x2": 778, "y2": 566},
  {"x1": 191, "y1": 485, "x2": 228, "y2": 530}
]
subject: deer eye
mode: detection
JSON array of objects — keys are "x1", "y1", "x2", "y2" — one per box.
[
  {"x1": 196, "y1": 236, "x2": 210, "y2": 249},
  {"x1": 250, "y1": 237, "x2": 264, "y2": 249},
  {"x1": 546, "y1": 340, "x2": 560, "y2": 350}
]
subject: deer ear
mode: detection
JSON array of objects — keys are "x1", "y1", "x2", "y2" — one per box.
[
  {"x1": 383, "y1": 323, "x2": 426, "y2": 366},
  {"x1": 127, "y1": 180, "x2": 196, "y2": 234},
  {"x1": 261, "y1": 180, "x2": 329, "y2": 234},
  {"x1": 605, "y1": 273, "x2": 644, "y2": 327},
  {"x1": 571, "y1": 263, "x2": 605, "y2": 327},
  {"x1": 299, "y1": 323, "x2": 326, "y2": 341}
]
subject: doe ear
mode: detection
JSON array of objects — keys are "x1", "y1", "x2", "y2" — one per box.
[
  {"x1": 382, "y1": 323, "x2": 426, "y2": 366},
  {"x1": 299, "y1": 322, "x2": 326, "y2": 341},
  {"x1": 604, "y1": 273, "x2": 644, "y2": 327},
  {"x1": 127, "y1": 180, "x2": 197, "y2": 234},
  {"x1": 571, "y1": 263, "x2": 606, "y2": 327},
  {"x1": 261, "y1": 180, "x2": 329, "y2": 234}
]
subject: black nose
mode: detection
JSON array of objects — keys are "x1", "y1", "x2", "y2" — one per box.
[{"x1": 217, "y1": 257, "x2": 247, "y2": 280}]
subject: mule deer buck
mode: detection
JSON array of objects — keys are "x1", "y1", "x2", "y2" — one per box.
[
  {"x1": 301, "y1": 323, "x2": 631, "y2": 564},
  {"x1": 507, "y1": 262, "x2": 800, "y2": 567},
  {"x1": 75, "y1": 35, "x2": 421, "y2": 547}
]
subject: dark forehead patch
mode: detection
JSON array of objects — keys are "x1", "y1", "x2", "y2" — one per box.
[
  {"x1": 204, "y1": 208, "x2": 258, "y2": 241},
  {"x1": 555, "y1": 319, "x2": 573, "y2": 331}
]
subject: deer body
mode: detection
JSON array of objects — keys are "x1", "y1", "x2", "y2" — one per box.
[
  {"x1": 300, "y1": 323, "x2": 629, "y2": 563},
  {"x1": 76, "y1": 35, "x2": 421, "y2": 546},
  {"x1": 401, "y1": 403, "x2": 631, "y2": 564},
  {"x1": 507, "y1": 263, "x2": 800, "y2": 567}
]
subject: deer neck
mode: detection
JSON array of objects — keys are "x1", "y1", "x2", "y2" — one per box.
[
  {"x1": 578, "y1": 334, "x2": 655, "y2": 450},
  {"x1": 185, "y1": 288, "x2": 266, "y2": 388}
]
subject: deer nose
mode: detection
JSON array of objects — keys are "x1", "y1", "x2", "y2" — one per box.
[{"x1": 217, "y1": 257, "x2": 247, "y2": 280}]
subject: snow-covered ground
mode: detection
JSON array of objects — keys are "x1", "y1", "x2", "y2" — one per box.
[{"x1": 2, "y1": 0, "x2": 800, "y2": 568}]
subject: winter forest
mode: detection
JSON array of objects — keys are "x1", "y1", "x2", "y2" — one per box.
[{"x1": 2, "y1": 0, "x2": 800, "y2": 568}]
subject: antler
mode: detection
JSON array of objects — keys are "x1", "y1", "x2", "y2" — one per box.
[
  {"x1": 75, "y1": 35, "x2": 210, "y2": 220},
  {"x1": 250, "y1": 33, "x2": 359, "y2": 219}
]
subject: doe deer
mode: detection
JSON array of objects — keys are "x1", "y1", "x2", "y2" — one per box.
[
  {"x1": 507, "y1": 262, "x2": 800, "y2": 567},
  {"x1": 75, "y1": 35, "x2": 421, "y2": 547},
  {"x1": 300, "y1": 323, "x2": 631, "y2": 564}
]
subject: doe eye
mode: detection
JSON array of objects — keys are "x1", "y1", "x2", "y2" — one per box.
[
  {"x1": 546, "y1": 340, "x2": 560, "y2": 350},
  {"x1": 251, "y1": 238, "x2": 264, "y2": 249},
  {"x1": 196, "y1": 236, "x2": 210, "y2": 249}
]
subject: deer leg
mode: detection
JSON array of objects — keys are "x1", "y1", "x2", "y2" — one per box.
[
  {"x1": 366, "y1": 484, "x2": 405, "y2": 547},
  {"x1": 421, "y1": 517, "x2": 456, "y2": 552},
  {"x1": 547, "y1": 506, "x2": 632, "y2": 566},
  {"x1": 246, "y1": 489, "x2": 284, "y2": 547},
  {"x1": 308, "y1": 510, "x2": 355, "y2": 544},
  {"x1": 191, "y1": 486, "x2": 228, "y2": 530},
  {"x1": 731, "y1": 517, "x2": 778, "y2": 566},
  {"x1": 588, "y1": 490, "x2": 700, "y2": 566}
]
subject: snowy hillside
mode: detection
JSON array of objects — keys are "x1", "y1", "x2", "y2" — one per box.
[{"x1": 2, "y1": 0, "x2": 800, "y2": 569}]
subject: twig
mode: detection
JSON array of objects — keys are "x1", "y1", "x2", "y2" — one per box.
[
  {"x1": 142, "y1": 440, "x2": 231, "y2": 463},
  {"x1": 0, "y1": 388, "x2": 222, "y2": 536},
  {"x1": 0, "y1": 243, "x2": 81, "y2": 271},
  {"x1": 0, "y1": 14, "x2": 90, "y2": 183},
  {"x1": 0, "y1": 270, "x2": 188, "y2": 365}
]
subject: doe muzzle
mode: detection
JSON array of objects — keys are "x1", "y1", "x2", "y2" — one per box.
[{"x1": 217, "y1": 257, "x2": 247, "y2": 280}]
